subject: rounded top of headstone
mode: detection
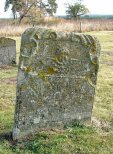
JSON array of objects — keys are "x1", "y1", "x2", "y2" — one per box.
[
  {"x1": 22, "y1": 27, "x2": 100, "y2": 46},
  {"x1": 21, "y1": 27, "x2": 101, "y2": 57},
  {"x1": 0, "y1": 37, "x2": 16, "y2": 47},
  {"x1": 22, "y1": 27, "x2": 86, "y2": 42}
]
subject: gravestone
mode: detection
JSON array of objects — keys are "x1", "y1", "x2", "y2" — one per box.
[
  {"x1": 0, "y1": 37, "x2": 16, "y2": 65},
  {"x1": 13, "y1": 28, "x2": 100, "y2": 140}
]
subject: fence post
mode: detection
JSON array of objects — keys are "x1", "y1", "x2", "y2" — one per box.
[{"x1": 80, "y1": 21, "x2": 82, "y2": 33}]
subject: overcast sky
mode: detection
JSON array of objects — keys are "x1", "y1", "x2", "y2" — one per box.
[{"x1": 0, "y1": 0, "x2": 113, "y2": 18}]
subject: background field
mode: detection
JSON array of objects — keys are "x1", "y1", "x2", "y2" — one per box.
[
  {"x1": 0, "y1": 28, "x2": 113, "y2": 153},
  {"x1": 1, "y1": 18, "x2": 113, "y2": 36}
]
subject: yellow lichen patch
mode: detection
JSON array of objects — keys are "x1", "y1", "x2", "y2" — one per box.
[
  {"x1": 26, "y1": 66, "x2": 31, "y2": 73},
  {"x1": 47, "y1": 67, "x2": 58, "y2": 75},
  {"x1": 38, "y1": 70, "x2": 47, "y2": 81}
]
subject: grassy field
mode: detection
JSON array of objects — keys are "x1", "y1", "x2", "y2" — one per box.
[
  {"x1": 0, "y1": 31, "x2": 113, "y2": 153},
  {"x1": 1, "y1": 18, "x2": 113, "y2": 37}
]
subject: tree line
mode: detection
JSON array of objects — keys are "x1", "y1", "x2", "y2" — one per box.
[{"x1": 4, "y1": 0, "x2": 89, "y2": 23}]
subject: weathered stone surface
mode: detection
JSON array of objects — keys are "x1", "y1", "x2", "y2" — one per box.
[
  {"x1": 0, "y1": 37, "x2": 16, "y2": 65},
  {"x1": 13, "y1": 28, "x2": 100, "y2": 140}
]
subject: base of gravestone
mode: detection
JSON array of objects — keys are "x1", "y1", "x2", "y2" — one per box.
[{"x1": 12, "y1": 117, "x2": 92, "y2": 141}]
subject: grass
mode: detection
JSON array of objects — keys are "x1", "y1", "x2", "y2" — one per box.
[
  {"x1": 87, "y1": 32, "x2": 113, "y2": 126},
  {"x1": 0, "y1": 31, "x2": 113, "y2": 153},
  {"x1": 0, "y1": 24, "x2": 29, "y2": 37}
]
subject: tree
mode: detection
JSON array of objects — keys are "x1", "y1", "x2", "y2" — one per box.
[
  {"x1": 46, "y1": 0, "x2": 58, "y2": 16},
  {"x1": 4, "y1": 0, "x2": 58, "y2": 23},
  {"x1": 5, "y1": 0, "x2": 17, "y2": 19},
  {"x1": 66, "y1": 0, "x2": 89, "y2": 19}
]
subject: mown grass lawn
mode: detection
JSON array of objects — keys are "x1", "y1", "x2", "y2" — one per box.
[{"x1": 0, "y1": 31, "x2": 113, "y2": 154}]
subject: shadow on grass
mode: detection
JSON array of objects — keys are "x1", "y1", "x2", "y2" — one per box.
[{"x1": 0, "y1": 132, "x2": 18, "y2": 146}]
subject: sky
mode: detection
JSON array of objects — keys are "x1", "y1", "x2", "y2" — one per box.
[{"x1": 0, "y1": 0, "x2": 113, "y2": 18}]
